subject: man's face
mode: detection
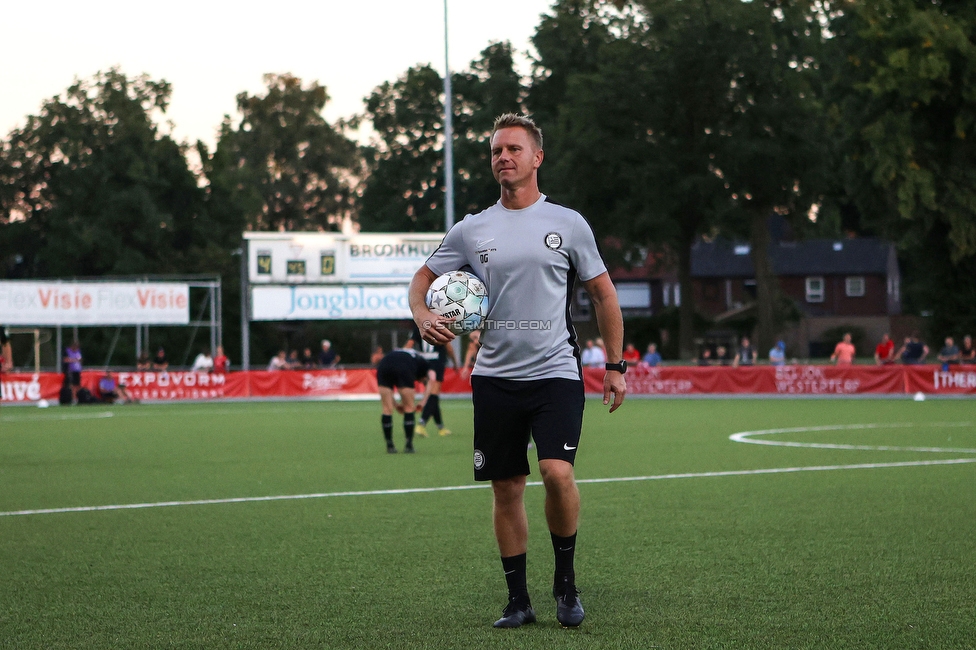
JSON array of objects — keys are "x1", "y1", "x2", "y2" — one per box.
[{"x1": 490, "y1": 127, "x2": 543, "y2": 189}]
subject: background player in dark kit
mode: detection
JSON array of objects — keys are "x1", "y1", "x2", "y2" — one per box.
[
  {"x1": 409, "y1": 114, "x2": 626, "y2": 629},
  {"x1": 375, "y1": 345, "x2": 429, "y2": 454},
  {"x1": 410, "y1": 325, "x2": 458, "y2": 437}
]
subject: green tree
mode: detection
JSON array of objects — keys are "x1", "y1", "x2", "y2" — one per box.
[
  {"x1": 828, "y1": 0, "x2": 976, "y2": 335},
  {"x1": 202, "y1": 74, "x2": 359, "y2": 233},
  {"x1": 705, "y1": 0, "x2": 830, "y2": 353},
  {"x1": 542, "y1": 1, "x2": 729, "y2": 358},
  {"x1": 357, "y1": 43, "x2": 526, "y2": 232},
  {"x1": 358, "y1": 64, "x2": 448, "y2": 232},
  {"x1": 0, "y1": 69, "x2": 210, "y2": 278}
]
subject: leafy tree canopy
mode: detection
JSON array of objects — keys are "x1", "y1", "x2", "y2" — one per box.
[
  {"x1": 0, "y1": 69, "x2": 210, "y2": 278},
  {"x1": 203, "y1": 73, "x2": 359, "y2": 233}
]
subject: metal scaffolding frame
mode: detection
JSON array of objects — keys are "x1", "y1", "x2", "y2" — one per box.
[{"x1": 5, "y1": 275, "x2": 221, "y2": 371}]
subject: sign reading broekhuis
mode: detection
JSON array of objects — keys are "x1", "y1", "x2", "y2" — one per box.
[
  {"x1": 245, "y1": 232, "x2": 445, "y2": 285},
  {"x1": 0, "y1": 281, "x2": 190, "y2": 326}
]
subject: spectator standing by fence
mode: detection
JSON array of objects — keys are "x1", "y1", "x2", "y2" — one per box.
[
  {"x1": 960, "y1": 335, "x2": 975, "y2": 364},
  {"x1": 63, "y1": 341, "x2": 83, "y2": 403},
  {"x1": 897, "y1": 334, "x2": 929, "y2": 364},
  {"x1": 212, "y1": 346, "x2": 229, "y2": 373},
  {"x1": 318, "y1": 340, "x2": 340, "y2": 368},
  {"x1": 733, "y1": 337, "x2": 756, "y2": 367},
  {"x1": 874, "y1": 334, "x2": 895, "y2": 365},
  {"x1": 831, "y1": 333, "x2": 856, "y2": 365},
  {"x1": 938, "y1": 337, "x2": 960, "y2": 370},
  {"x1": 642, "y1": 343, "x2": 662, "y2": 367}
]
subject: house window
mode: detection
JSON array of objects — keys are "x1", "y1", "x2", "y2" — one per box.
[
  {"x1": 805, "y1": 276, "x2": 825, "y2": 303},
  {"x1": 845, "y1": 276, "x2": 865, "y2": 297}
]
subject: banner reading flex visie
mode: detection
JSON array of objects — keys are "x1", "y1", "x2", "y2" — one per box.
[{"x1": 0, "y1": 281, "x2": 190, "y2": 326}]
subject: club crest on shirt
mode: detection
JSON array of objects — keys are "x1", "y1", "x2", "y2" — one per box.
[{"x1": 544, "y1": 232, "x2": 563, "y2": 250}]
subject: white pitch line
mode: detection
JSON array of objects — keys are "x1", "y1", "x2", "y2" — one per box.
[
  {"x1": 0, "y1": 411, "x2": 115, "y2": 423},
  {"x1": 3, "y1": 457, "x2": 975, "y2": 518}
]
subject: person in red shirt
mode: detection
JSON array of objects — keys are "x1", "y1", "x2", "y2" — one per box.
[
  {"x1": 874, "y1": 333, "x2": 895, "y2": 365},
  {"x1": 212, "y1": 345, "x2": 229, "y2": 373},
  {"x1": 622, "y1": 343, "x2": 641, "y2": 364},
  {"x1": 831, "y1": 332, "x2": 856, "y2": 365}
]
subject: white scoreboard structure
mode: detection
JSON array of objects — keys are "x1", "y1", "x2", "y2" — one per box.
[{"x1": 241, "y1": 232, "x2": 446, "y2": 367}]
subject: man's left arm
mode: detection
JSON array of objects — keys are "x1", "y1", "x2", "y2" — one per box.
[{"x1": 582, "y1": 272, "x2": 626, "y2": 412}]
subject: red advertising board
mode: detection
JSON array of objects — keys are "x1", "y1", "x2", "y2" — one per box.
[{"x1": 2, "y1": 365, "x2": 974, "y2": 404}]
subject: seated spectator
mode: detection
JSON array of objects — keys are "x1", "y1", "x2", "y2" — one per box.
[
  {"x1": 287, "y1": 349, "x2": 301, "y2": 369},
  {"x1": 874, "y1": 333, "x2": 895, "y2": 365},
  {"x1": 622, "y1": 343, "x2": 641, "y2": 364},
  {"x1": 769, "y1": 341, "x2": 786, "y2": 366},
  {"x1": 580, "y1": 339, "x2": 606, "y2": 368},
  {"x1": 191, "y1": 349, "x2": 214, "y2": 372},
  {"x1": 136, "y1": 351, "x2": 152, "y2": 370},
  {"x1": 937, "y1": 337, "x2": 960, "y2": 370},
  {"x1": 896, "y1": 333, "x2": 929, "y2": 365},
  {"x1": 642, "y1": 343, "x2": 662, "y2": 367},
  {"x1": 715, "y1": 345, "x2": 732, "y2": 366},
  {"x1": 268, "y1": 350, "x2": 289, "y2": 371},
  {"x1": 97, "y1": 371, "x2": 133, "y2": 404},
  {"x1": 152, "y1": 347, "x2": 169, "y2": 371},
  {"x1": 831, "y1": 333, "x2": 856, "y2": 365},
  {"x1": 212, "y1": 346, "x2": 229, "y2": 373},
  {"x1": 318, "y1": 339, "x2": 341, "y2": 368},
  {"x1": 370, "y1": 345, "x2": 385, "y2": 366},
  {"x1": 733, "y1": 337, "x2": 757, "y2": 367},
  {"x1": 696, "y1": 348, "x2": 713, "y2": 366},
  {"x1": 300, "y1": 347, "x2": 316, "y2": 368},
  {"x1": 960, "y1": 335, "x2": 975, "y2": 364}
]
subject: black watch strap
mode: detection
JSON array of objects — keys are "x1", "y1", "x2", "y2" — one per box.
[{"x1": 605, "y1": 360, "x2": 627, "y2": 374}]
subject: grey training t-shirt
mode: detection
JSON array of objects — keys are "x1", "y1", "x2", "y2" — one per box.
[{"x1": 425, "y1": 194, "x2": 607, "y2": 381}]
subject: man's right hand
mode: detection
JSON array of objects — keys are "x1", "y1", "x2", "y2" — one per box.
[{"x1": 415, "y1": 310, "x2": 456, "y2": 345}]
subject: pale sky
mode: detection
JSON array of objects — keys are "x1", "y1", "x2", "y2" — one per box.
[{"x1": 1, "y1": 0, "x2": 557, "y2": 147}]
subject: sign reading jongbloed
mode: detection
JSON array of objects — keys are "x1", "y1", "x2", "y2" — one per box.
[
  {"x1": 250, "y1": 285, "x2": 411, "y2": 320},
  {"x1": 0, "y1": 281, "x2": 190, "y2": 326}
]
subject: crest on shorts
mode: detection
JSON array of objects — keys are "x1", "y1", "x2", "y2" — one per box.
[
  {"x1": 473, "y1": 449, "x2": 486, "y2": 470},
  {"x1": 544, "y1": 232, "x2": 562, "y2": 250}
]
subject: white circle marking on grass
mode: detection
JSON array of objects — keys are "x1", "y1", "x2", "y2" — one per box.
[
  {"x1": 729, "y1": 421, "x2": 976, "y2": 454},
  {"x1": 2, "y1": 422, "x2": 974, "y2": 518}
]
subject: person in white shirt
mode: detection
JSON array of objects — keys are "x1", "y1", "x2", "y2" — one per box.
[
  {"x1": 267, "y1": 350, "x2": 289, "y2": 371},
  {"x1": 191, "y1": 349, "x2": 214, "y2": 372}
]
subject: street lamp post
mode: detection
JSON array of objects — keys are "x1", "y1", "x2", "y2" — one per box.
[{"x1": 443, "y1": 0, "x2": 455, "y2": 232}]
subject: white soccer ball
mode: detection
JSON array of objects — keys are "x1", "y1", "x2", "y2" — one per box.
[
  {"x1": 37, "y1": 399, "x2": 50, "y2": 408},
  {"x1": 425, "y1": 270, "x2": 489, "y2": 333}
]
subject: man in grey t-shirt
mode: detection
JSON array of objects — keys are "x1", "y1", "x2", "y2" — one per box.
[{"x1": 409, "y1": 113, "x2": 626, "y2": 629}]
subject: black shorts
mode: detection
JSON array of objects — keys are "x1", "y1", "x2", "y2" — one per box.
[
  {"x1": 376, "y1": 357, "x2": 417, "y2": 390},
  {"x1": 428, "y1": 359, "x2": 445, "y2": 382},
  {"x1": 470, "y1": 376, "x2": 585, "y2": 481},
  {"x1": 67, "y1": 371, "x2": 81, "y2": 386}
]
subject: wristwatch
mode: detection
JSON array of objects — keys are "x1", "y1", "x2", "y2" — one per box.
[{"x1": 605, "y1": 360, "x2": 627, "y2": 374}]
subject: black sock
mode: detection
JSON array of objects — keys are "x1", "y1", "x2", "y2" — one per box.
[
  {"x1": 381, "y1": 414, "x2": 393, "y2": 445},
  {"x1": 403, "y1": 413, "x2": 415, "y2": 443},
  {"x1": 421, "y1": 395, "x2": 438, "y2": 426},
  {"x1": 551, "y1": 531, "x2": 577, "y2": 586},
  {"x1": 430, "y1": 394, "x2": 443, "y2": 427},
  {"x1": 501, "y1": 553, "x2": 529, "y2": 602}
]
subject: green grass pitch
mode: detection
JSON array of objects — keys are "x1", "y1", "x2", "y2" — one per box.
[{"x1": 1, "y1": 398, "x2": 974, "y2": 649}]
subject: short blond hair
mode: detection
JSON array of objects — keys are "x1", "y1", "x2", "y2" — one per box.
[{"x1": 491, "y1": 113, "x2": 543, "y2": 150}]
